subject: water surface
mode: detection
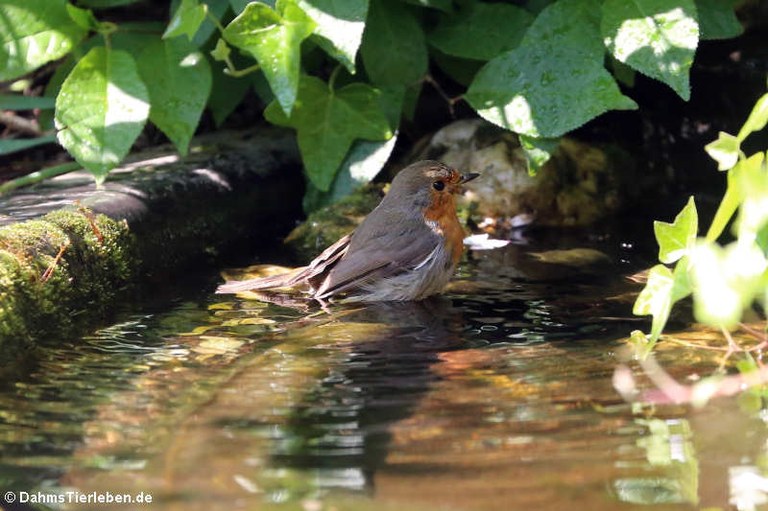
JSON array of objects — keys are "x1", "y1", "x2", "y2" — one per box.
[{"x1": 0, "y1": 231, "x2": 765, "y2": 511}]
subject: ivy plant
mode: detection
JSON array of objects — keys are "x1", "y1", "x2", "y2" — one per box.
[
  {"x1": 632, "y1": 93, "x2": 768, "y2": 353},
  {"x1": 0, "y1": 0, "x2": 744, "y2": 207}
]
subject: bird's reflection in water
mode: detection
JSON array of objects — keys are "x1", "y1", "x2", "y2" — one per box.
[{"x1": 270, "y1": 298, "x2": 464, "y2": 493}]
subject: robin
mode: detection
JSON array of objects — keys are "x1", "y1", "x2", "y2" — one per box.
[{"x1": 216, "y1": 160, "x2": 479, "y2": 301}]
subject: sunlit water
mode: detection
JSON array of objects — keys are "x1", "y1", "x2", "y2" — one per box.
[{"x1": 1, "y1": 231, "x2": 766, "y2": 511}]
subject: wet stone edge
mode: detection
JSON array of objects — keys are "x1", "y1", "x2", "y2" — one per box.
[{"x1": 0, "y1": 128, "x2": 303, "y2": 353}]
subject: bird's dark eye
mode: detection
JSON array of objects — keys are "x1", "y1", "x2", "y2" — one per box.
[{"x1": 432, "y1": 180, "x2": 445, "y2": 191}]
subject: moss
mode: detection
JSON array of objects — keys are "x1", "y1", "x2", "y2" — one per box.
[
  {"x1": 0, "y1": 209, "x2": 137, "y2": 349},
  {"x1": 284, "y1": 184, "x2": 384, "y2": 262}
]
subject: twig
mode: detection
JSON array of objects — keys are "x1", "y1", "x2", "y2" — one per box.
[
  {"x1": 75, "y1": 201, "x2": 104, "y2": 244},
  {"x1": 41, "y1": 241, "x2": 70, "y2": 283},
  {"x1": 423, "y1": 74, "x2": 463, "y2": 118},
  {"x1": 0, "y1": 110, "x2": 42, "y2": 136}
]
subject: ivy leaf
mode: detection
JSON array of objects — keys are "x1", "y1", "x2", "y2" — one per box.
[
  {"x1": 231, "y1": 0, "x2": 274, "y2": 13},
  {"x1": 705, "y1": 131, "x2": 740, "y2": 170},
  {"x1": 210, "y1": 38, "x2": 231, "y2": 62},
  {"x1": 633, "y1": 260, "x2": 692, "y2": 343},
  {"x1": 303, "y1": 135, "x2": 398, "y2": 211},
  {"x1": 66, "y1": 4, "x2": 101, "y2": 31},
  {"x1": 137, "y1": 38, "x2": 212, "y2": 155},
  {"x1": 224, "y1": 0, "x2": 315, "y2": 115},
  {"x1": 298, "y1": 0, "x2": 368, "y2": 74},
  {"x1": 466, "y1": 0, "x2": 636, "y2": 138},
  {"x1": 361, "y1": 0, "x2": 427, "y2": 88},
  {"x1": 654, "y1": 196, "x2": 698, "y2": 264},
  {"x1": 0, "y1": 0, "x2": 87, "y2": 81},
  {"x1": 208, "y1": 70, "x2": 251, "y2": 127},
  {"x1": 601, "y1": 0, "x2": 699, "y2": 101},
  {"x1": 428, "y1": 3, "x2": 533, "y2": 61},
  {"x1": 163, "y1": 0, "x2": 207, "y2": 40},
  {"x1": 55, "y1": 47, "x2": 149, "y2": 183},
  {"x1": 78, "y1": 0, "x2": 141, "y2": 6},
  {"x1": 264, "y1": 75, "x2": 393, "y2": 191},
  {"x1": 734, "y1": 152, "x2": 768, "y2": 242},
  {"x1": 402, "y1": 0, "x2": 452, "y2": 11},
  {"x1": 695, "y1": 0, "x2": 742, "y2": 40},
  {"x1": 737, "y1": 92, "x2": 768, "y2": 142},
  {"x1": 689, "y1": 243, "x2": 747, "y2": 329}
]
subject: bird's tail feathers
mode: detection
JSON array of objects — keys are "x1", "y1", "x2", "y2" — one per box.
[{"x1": 216, "y1": 267, "x2": 308, "y2": 294}]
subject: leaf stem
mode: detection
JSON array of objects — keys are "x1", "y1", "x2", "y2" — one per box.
[
  {"x1": 206, "y1": 6, "x2": 226, "y2": 34},
  {"x1": 223, "y1": 63, "x2": 260, "y2": 78},
  {"x1": 328, "y1": 65, "x2": 342, "y2": 92},
  {"x1": 0, "y1": 162, "x2": 82, "y2": 195}
]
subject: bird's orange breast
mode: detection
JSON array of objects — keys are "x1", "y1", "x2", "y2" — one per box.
[{"x1": 423, "y1": 192, "x2": 465, "y2": 266}]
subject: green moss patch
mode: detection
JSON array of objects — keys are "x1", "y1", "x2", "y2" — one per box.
[{"x1": 0, "y1": 209, "x2": 136, "y2": 349}]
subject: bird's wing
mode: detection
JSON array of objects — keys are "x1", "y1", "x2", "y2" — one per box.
[
  {"x1": 216, "y1": 234, "x2": 351, "y2": 294},
  {"x1": 314, "y1": 219, "x2": 441, "y2": 299}
]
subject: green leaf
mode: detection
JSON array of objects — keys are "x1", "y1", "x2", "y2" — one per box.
[
  {"x1": 66, "y1": 4, "x2": 100, "y2": 31},
  {"x1": 137, "y1": 38, "x2": 212, "y2": 155},
  {"x1": 208, "y1": 70, "x2": 251, "y2": 127},
  {"x1": 361, "y1": 0, "x2": 428, "y2": 88},
  {"x1": 264, "y1": 75, "x2": 392, "y2": 191},
  {"x1": 77, "y1": 0, "x2": 141, "y2": 6},
  {"x1": 704, "y1": 131, "x2": 740, "y2": 170},
  {"x1": 0, "y1": 94, "x2": 55, "y2": 110},
  {"x1": 689, "y1": 242, "x2": 759, "y2": 329},
  {"x1": 601, "y1": 0, "x2": 699, "y2": 100},
  {"x1": 734, "y1": 152, "x2": 768, "y2": 242},
  {"x1": 609, "y1": 57, "x2": 637, "y2": 87},
  {"x1": 0, "y1": 135, "x2": 57, "y2": 156},
  {"x1": 428, "y1": 3, "x2": 533, "y2": 61},
  {"x1": 402, "y1": 0, "x2": 452, "y2": 11},
  {"x1": 298, "y1": 0, "x2": 368, "y2": 73},
  {"x1": 654, "y1": 196, "x2": 698, "y2": 264},
  {"x1": 695, "y1": 0, "x2": 742, "y2": 40},
  {"x1": 0, "y1": 0, "x2": 87, "y2": 81},
  {"x1": 231, "y1": 0, "x2": 273, "y2": 13},
  {"x1": 55, "y1": 47, "x2": 150, "y2": 182},
  {"x1": 466, "y1": 0, "x2": 636, "y2": 138},
  {"x1": 737, "y1": 92, "x2": 768, "y2": 142},
  {"x1": 519, "y1": 135, "x2": 558, "y2": 175},
  {"x1": 223, "y1": 0, "x2": 315, "y2": 115},
  {"x1": 163, "y1": 0, "x2": 207, "y2": 40},
  {"x1": 303, "y1": 134, "x2": 398, "y2": 211},
  {"x1": 210, "y1": 38, "x2": 231, "y2": 62},
  {"x1": 633, "y1": 260, "x2": 691, "y2": 343},
  {"x1": 431, "y1": 50, "x2": 483, "y2": 86}
]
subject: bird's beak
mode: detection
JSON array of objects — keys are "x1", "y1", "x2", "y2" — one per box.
[{"x1": 459, "y1": 172, "x2": 480, "y2": 184}]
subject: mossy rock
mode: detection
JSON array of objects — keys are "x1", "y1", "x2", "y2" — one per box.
[
  {"x1": 284, "y1": 184, "x2": 384, "y2": 262},
  {"x1": 0, "y1": 209, "x2": 135, "y2": 349}
]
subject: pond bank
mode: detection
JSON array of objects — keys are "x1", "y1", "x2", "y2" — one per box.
[{"x1": 0, "y1": 127, "x2": 302, "y2": 353}]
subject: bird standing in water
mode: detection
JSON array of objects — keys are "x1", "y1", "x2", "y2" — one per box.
[{"x1": 216, "y1": 160, "x2": 479, "y2": 301}]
